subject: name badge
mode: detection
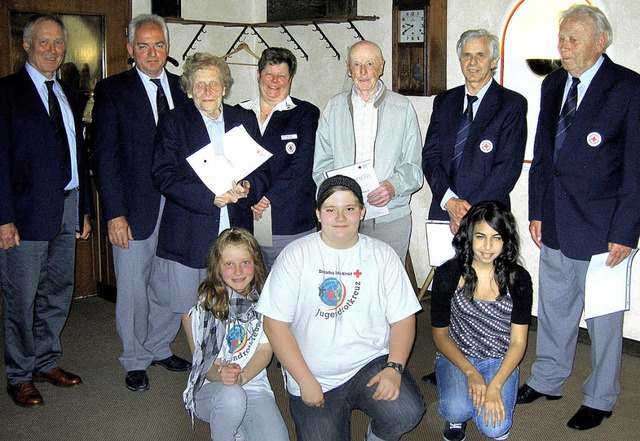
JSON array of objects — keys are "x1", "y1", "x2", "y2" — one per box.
[{"x1": 281, "y1": 134, "x2": 298, "y2": 140}]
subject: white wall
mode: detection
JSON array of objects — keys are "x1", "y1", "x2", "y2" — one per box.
[{"x1": 131, "y1": 0, "x2": 640, "y2": 340}]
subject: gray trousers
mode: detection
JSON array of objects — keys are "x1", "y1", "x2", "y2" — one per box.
[
  {"x1": 195, "y1": 382, "x2": 289, "y2": 441},
  {"x1": 261, "y1": 228, "x2": 316, "y2": 272},
  {"x1": 1, "y1": 190, "x2": 77, "y2": 384},
  {"x1": 113, "y1": 200, "x2": 181, "y2": 371},
  {"x1": 527, "y1": 245, "x2": 623, "y2": 411},
  {"x1": 360, "y1": 214, "x2": 412, "y2": 265}
]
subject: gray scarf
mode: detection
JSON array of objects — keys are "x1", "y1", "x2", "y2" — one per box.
[{"x1": 183, "y1": 289, "x2": 260, "y2": 423}]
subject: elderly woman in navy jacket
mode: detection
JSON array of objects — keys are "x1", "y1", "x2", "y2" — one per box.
[{"x1": 152, "y1": 52, "x2": 252, "y2": 339}]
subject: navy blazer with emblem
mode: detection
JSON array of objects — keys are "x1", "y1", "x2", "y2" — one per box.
[
  {"x1": 529, "y1": 55, "x2": 640, "y2": 260},
  {"x1": 422, "y1": 79, "x2": 527, "y2": 221},
  {"x1": 235, "y1": 98, "x2": 320, "y2": 236},
  {"x1": 0, "y1": 67, "x2": 92, "y2": 240},
  {"x1": 91, "y1": 68, "x2": 191, "y2": 240},
  {"x1": 151, "y1": 102, "x2": 252, "y2": 269}
]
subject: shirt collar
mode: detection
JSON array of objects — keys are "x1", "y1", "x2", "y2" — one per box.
[
  {"x1": 25, "y1": 62, "x2": 53, "y2": 88},
  {"x1": 568, "y1": 55, "x2": 604, "y2": 90},
  {"x1": 351, "y1": 80, "x2": 383, "y2": 104},
  {"x1": 238, "y1": 95, "x2": 296, "y2": 112},
  {"x1": 465, "y1": 77, "x2": 493, "y2": 105},
  {"x1": 199, "y1": 106, "x2": 224, "y2": 125},
  {"x1": 135, "y1": 67, "x2": 167, "y2": 84}
]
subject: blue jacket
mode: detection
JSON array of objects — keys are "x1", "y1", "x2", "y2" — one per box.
[
  {"x1": 235, "y1": 98, "x2": 319, "y2": 235},
  {"x1": 152, "y1": 102, "x2": 252, "y2": 268},
  {"x1": 529, "y1": 55, "x2": 640, "y2": 260},
  {"x1": 91, "y1": 68, "x2": 190, "y2": 239},
  {"x1": 0, "y1": 67, "x2": 92, "y2": 240},
  {"x1": 422, "y1": 79, "x2": 527, "y2": 221}
]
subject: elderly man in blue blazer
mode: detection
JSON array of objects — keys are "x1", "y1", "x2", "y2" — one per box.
[
  {"x1": 0, "y1": 14, "x2": 92, "y2": 407},
  {"x1": 422, "y1": 29, "x2": 527, "y2": 234},
  {"x1": 91, "y1": 14, "x2": 192, "y2": 393},
  {"x1": 518, "y1": 5, "x2": 640, "y2": 431}
]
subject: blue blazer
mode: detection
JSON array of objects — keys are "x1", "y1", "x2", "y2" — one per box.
[
  {"x1": 422, "y1": 80, "x2": 527, "y2": 221},
  {"x1": 91, "y1": 68, "x2": 190, "y2": 240},
  {"x1": 235, "y1": 98, "x2": 320, "y2": 235},
  {"x1": 0, "y1": 67, "x2": 91, "y2": 240},
  {"x1": 151, "y1": 102, "x2": 252, "y2": 269},
  {"x1": 529, "y1": 55, "x2": 640, "y2": 260}
]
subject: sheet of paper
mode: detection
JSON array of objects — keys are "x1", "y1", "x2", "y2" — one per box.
[
  {"x1": 253, "y1": 206, "x2": 273, "y2": 247},
  {"x1": 425, "y1": 220, "x2": 455, "y2": 267},
  {"x1": 584, "y1": 249, "x2": 637, "y2": 319},
  {"x1": 186, "y1": 125, "x2": 272, "y2": 195},
  {"x1": 325, "y1": 160, "x2": 389, "y2": 220}
]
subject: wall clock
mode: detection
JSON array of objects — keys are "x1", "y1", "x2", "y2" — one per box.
[
  {"x1": 399, "y1": 9, "x2": 424, "y2": 43},
  {"x1": 392, "y1": 0, "x2": 447, "y2": 96}
]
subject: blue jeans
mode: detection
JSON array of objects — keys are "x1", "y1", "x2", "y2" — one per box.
[
  {"x1": 195, "y1": 382, "x2": 289, "y2": 441},
  {"x1": 435, "y1": 355, "x2": 517, "y2": 439},
  {"x1": 289, "y1": 355, "x2": 425, "y2": 441}
]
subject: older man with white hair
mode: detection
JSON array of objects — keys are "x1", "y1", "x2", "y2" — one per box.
[
  {"x1": 519, "y1": 4, "x2": 640, "y2": 431},
  {"x1": 313, "y1": 40, "x2": 423, "y2": 264}
]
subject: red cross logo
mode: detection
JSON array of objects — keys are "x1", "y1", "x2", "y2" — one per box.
[{"x1": 354, "y1": 269, "x2": 362, "y2": 278}]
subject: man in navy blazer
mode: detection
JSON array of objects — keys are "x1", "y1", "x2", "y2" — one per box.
[
  {"x1": 91, "y1": 14, "x2": 191, "y2": 393},
  {"x1": 519, "y1": 5, "x2": 640, "y2": 431},
  {"x1": 422, "y1": 29, "x2": 527, "y2": 233},
  {"x1": 236, "y1": 48, "x2": 320, "y2": 270},
  {"x1": 0, "y1": 14, "x2": 92, "y2": 407},
  {"x1": 420, "y1": 30, "x2": 527, "y2": 387}
]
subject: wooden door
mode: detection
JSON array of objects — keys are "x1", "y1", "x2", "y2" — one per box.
[{"x1": 0, "y1": 0, "x2": 131, "y2": 300}]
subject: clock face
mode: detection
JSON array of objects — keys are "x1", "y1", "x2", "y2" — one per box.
[{"x1": 400, "y1": 10, "x2": 425, "y2": 43}]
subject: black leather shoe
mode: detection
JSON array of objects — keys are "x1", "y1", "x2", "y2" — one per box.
[
  {"x1": 421, "y1": 371, "x2": 437, "y2": 386},
  {"x1": 567, "y1": 405, "x2": 612, "y2": 430},
  {"x1": 125, "y1": 370, "x2": 149, "y2": 392},
  {"x1": 516, "y1": 384, "x2": 562, "y2": 404},
  {"x1": 151, "y1": 355, "x2": 192, "y2": 372}
]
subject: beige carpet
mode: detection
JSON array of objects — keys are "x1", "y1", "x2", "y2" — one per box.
[{"x1": 0, "y1": 296, "x2": 638, "y2": 440}]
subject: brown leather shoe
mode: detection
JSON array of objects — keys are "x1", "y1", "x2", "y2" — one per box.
[
  {"x1": 33, "y1": 367, "x2": 82, "y2": 387},
  {"x1": 7, "y1": 381, "x2": 44, "y2": 407}
]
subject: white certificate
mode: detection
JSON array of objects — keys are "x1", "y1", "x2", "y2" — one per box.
[
  {"x1": 186, "y1": 125, "x2": 272, "y2": 195},
  {"x1": 425, "y1": 220, "x2": 455, "y2": 267},
  {"x1": 584, "y1": 249, "x2": 637, "y2": 319},
  {"x1": 325, "y1": 160, "x2": 389, "y2": 220}
]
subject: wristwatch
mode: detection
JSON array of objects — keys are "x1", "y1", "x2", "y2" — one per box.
[{"x1": 385, "y1": 362, "x2": 405, "y2": 374}]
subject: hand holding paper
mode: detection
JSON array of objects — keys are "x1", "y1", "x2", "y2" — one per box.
[
  {"x1": 187, "y1": 125, "x2": 272, "y2": 196},
  {"x1": 325, "y1": 160, "x2": 389, "y2": 220},
  {"x1": 584, "y1": 249, "x2": 638, "y2": 319}
]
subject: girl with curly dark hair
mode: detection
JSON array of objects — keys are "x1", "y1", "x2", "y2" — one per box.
[{"x1": 431, "y1": 201, "x2": 533, "y2": 441}]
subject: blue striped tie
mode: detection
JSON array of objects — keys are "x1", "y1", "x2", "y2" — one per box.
[
  {"x1": 555, "y1": 76, "x2": 580, "y2": 161},
  {"x1": 150, "y1": 78, "x2": 169, "y2": 119},
  {"x1": 451, "y1": 94, "x2": 478, "y2": 180}
]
